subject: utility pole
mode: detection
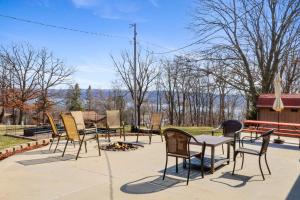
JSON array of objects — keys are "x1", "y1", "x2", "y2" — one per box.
[{"x1": 130, "y1": 23, "x2": 137, "y2": 130}]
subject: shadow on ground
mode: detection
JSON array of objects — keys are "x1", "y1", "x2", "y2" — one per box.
[
  {"x1": 120, "y1": 175, "x2": 185, "y2": 194},
  {"x1": 16, "y1": 154, "x2": 75, "y2": 166},
  {"x1": 286, "y1": 175, "x2": 300, "y2": 200},
  {"x1": 22, "y1": 149, "x2": 62, "y2": 155}
]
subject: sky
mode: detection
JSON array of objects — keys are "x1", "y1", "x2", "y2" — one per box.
[{"x1": 0, "y1": 0, "x2": 195, "y2": 89}]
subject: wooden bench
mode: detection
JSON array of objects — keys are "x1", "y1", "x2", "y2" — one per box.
[{"x1": 242, "y1": 121, "x2": 300, "y2": 148}]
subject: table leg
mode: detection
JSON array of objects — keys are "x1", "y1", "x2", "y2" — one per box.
[
  {"x1": 211, "y1": 146, "x2": 215, "y2": 174},
  {"x1": 227, "y1": 143, "x2": 230, "y2": 164}
]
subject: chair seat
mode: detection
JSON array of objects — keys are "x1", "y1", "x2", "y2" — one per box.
[
  {"x1": 168, "y1": 151, "x2": 202, "y2": 158},
  {"x1": 236, "y1": 147, "x2": 260, "y2": 155},
  {"x1": 108, "y1": 126, "x2": 123, "y2": 129}
]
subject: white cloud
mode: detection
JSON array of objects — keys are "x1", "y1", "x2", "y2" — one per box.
[
  {"x1": 71, "y1": 0, "x2": 100, "y2": 8},
  {"x1": 148, "y1": 0, "x2": 159, "y2": 8}
]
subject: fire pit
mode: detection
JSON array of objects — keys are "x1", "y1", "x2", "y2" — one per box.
[{"x1": 100, "y1": 142, "x2": 143, "y2": 151}]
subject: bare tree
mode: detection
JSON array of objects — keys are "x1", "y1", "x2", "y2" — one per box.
[
  {"x1": 111, "y1": 49, "x2": 158, "y2": 126},
  {"x1": 191, "y1": 0, "x2": 300, "y2": 118}
]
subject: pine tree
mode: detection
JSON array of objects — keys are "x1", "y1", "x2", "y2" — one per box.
[
  {"x1": 66, "y1": 83, "x2": 83, "y2": 111},
  {"x1": 86, "y1": 85, "x2": 93, "y2": 111}
]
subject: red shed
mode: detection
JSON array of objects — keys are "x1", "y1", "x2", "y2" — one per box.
[{"x1": 257, "y1": 94, "x2": 300, "y2": 124}]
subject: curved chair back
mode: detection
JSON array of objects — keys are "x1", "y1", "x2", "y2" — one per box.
[
  {"x1": 45, "y1": 112, "x2": 59, "y2": 137},
  {"x1": 70, "y1": 111, "x2": 86, "y2": 131},
  {"x1": 163, "y1": 128, "x2": 194, "y2": 157},
  {"x1": 260, "y1": 129, "x2": 274, "y2": 155},
  {"x1": 106, "y1": 110, "x2": 121, "y2": 128},
  {"x1": 221, "y1": 120, "x2": 243, "y2": 138},
  {"x1": 61, "y1": 114, "x2": 80, "y2": 141}
]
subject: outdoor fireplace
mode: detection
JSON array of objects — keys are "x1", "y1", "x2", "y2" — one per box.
[{"x1": 100, "y1": 142, "x2": 143, "y2": 151}]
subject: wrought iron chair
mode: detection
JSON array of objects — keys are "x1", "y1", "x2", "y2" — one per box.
[
  {"x1": 163, "y1": 128, "x2": 206, "y2": 185},
  {"x1": 232, "y1": 129, "x2": 274, "y2": 180},
  {"x1": 60, "y1": 114, "x2": 101, "y2": 160},
  {"x1": 45, "y1": 112, "x2": 65, "y2": 153},
  {"x1": 106, "y1": 110, "x2": 125, "y2": 141},
  {"x1": 136, "y1": 112, "x2": 163, "y2": 144},
  {"x1": 212, "y1": 120, "x2": 243, "y2": 153}
]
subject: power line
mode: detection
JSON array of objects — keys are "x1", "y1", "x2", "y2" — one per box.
[
  {"x1": 151, "y1": 1, "x2": 262, "y2": 55},
  {"x1": 0, "y1": 13, "x2": 130, "y2": 40}
]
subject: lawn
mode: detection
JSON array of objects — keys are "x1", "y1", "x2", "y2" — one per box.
[{"x1": 0, "y1": 135, "x2": 30, "y2": 150}]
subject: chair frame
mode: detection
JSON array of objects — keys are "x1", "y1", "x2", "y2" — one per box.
[
  {"x1": 136, "y1": 112, "x2": 164, "y2": 144},
  {"x1": 106, "y1": 110, "x2": 125, "y2": 142},
  {"x1": 60, "y1": 114, "x2": 101, "y2": 160},
  {"x1": 162, "y1": 128, "x2": 206, "y2": 185},
  {"x1": 46, "y1": 112, "x2": 65, "y2": 153},
  {"x1": 212, "y1": 120, "x2": 244, "y2": 153},
  {"x1": 232, "y1": 129, "x2": 274, "y2": 180}
]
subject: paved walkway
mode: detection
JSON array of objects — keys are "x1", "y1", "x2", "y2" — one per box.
[{"x1": 0, "y1": 135, "x2": 299, "y2": 200}]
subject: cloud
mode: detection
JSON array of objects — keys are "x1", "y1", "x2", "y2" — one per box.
[{"x1": 71, "y1": 0, "x2": 100, "y2": 8}]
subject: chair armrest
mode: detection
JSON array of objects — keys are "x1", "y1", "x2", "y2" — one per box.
[{"x1": 211, "y1": 125, "x2": 222, "y2": 136}]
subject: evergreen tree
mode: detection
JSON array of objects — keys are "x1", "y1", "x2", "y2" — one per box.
[
  {"x1": 66, "y1": 83, "x2": 83, "y2": 111},
  {"x1": 86, "y1": 85, "x2": 93, "y2": 111}
]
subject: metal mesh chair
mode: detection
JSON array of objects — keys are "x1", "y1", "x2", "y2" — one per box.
[
  {"x1": 232, "y1": 129, "x2": 274, "y2": 180},
  {"x1": 106, "y1": 110, "x2": 125, "y2": 141},
  {"x1": 136, "y1": 112, "x2": 163, "y2": 144},
  {"x1": 70, "y1": 111, "x2": 97, "y2": 134},
  {"x1": 163, "y1": 128, "x2": 206, "y2": 185},
  {"x1": 212, "y1": 120, "x2": 243, "y2": 153},
  {"x1": 60, "y1": 114, "x2": 101, "y2": 160},
  {"x1": 45, "y1": 112, "x2": 65, "y2": 153}
]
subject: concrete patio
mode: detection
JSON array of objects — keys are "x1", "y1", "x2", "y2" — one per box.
[{"x1": 0, "y1": 135, "x2": 299, "y2": 200}]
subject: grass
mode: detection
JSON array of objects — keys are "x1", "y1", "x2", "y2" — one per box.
[
  {"x1": 0, "y1": 135, "x2": 30, "y2": 150},
  {"x1": 125, "y1": 125, "x2": 222, "y2": 136}
]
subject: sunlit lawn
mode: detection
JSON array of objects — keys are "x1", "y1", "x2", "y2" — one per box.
[{"x1": 0, "y1": 135, "x2": 30, "y2": 150}]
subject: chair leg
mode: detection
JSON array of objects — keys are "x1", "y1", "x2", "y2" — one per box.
[
  {"x1": 136, "y1": 132, "x2": 139, "y2": 143},
  {"x1": 49, "y1": 138, "x2": 54, "y2": 151},
  {"x1": 84, "y1": 141, "x2": 87, "y2": 153},
  {"x1": 123, "y1": 128, "x2": 125, "y2": 141},
  {"x1": 54, "y1": 136, "x2": 61, "y2": 153},
  {"x1": 241, "y1": 153, "x2": 244, "y2": 170},
  {"x1": 183, "y1": 158, "x2": 187, "y2": 169},
  {"x1": 62, "y1": 139, "x2": 69, "y2": 157},
  {"x1": 161, "y1": 133, "x2": 163, "y2": 142},
  {"x1": 163, "y1": 156, "x2": 168, "y2": 180},
  {"x1": 76, "y1": 139, "x2": 84, "y2": 160},
  {"x1": 201, "y1": 155, "x2": 205, "y2": 178},
  {"x1": 222, "y1": 144, "x2": 224, "y2": 154},
  {"x1": 187, "y1": 158, "x2": 191, "y2": 185},
  {"x1": 264, "y1": 153, "x2": 271, "y2": 175},
  {"x1": 149, "y1": 133, "x2": 152, "y2": 144},
  {"x1": 232, "y1": 152, "x2": 238, "y2": 175},
  {"x1": 176, "y1": 157, "x2": 178, "y2": 173},
  {"x1": 259, "y1": 156, "x2": 265, "y2": 180},
  {"x1": 96, "y1": 134, "x2": 101, "y2": 156}
]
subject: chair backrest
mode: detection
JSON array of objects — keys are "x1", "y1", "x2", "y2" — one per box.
[
  {"x1": 151, "y1": 113, "x2": 162, "y2": 130},
  {"x1": 45, "y1": 112, "x2": 59, "y2": 137},
  {"x1": 260, "y1": 129, "x2": 274, "y2": 155},
  {"x1": 106, "y1": 110, "x2": 121, "y2": 128},
  {"x1": 61, "y1": 114, "x2": 80, "y2": 141},
  {"x1": 163, "y1": 128, "x2": 193, "y2": 157},
  {"x1": 221, "y1": 120, "x2": 243, "y2": 138},
  {"x1": 70, "y1": 111, "x2": 86, "y2": 131}
]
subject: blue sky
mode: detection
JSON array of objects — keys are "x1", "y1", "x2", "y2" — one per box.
[{"x1": 0, "y1": 0, "x2": 195, "y2": 89}]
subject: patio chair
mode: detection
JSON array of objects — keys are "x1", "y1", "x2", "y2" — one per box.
[
  {"x1": 106, "y1": 110, "x2": 125, "y2": 141},
  {"x1": 232, "y1": 129, "x2": 274, "y2": 180},
  {"x1": 136, "y1": 112, "x2": 164, "y2": 144},
  {"x1": 70, "y1": 111, "x2": 98, "y2": 134},
  {"x1": 212, "y1": 120, "x2": 243, "y2": 154},
  {"x1": 162, "y1": 128, "x2": 206, "y2": 185},
  {"x1": 45, "y1": 112, "x2": 65, "y2": 153},
  {"x1": 60, "y1": 113, "x2": 101, "y2": 160}
]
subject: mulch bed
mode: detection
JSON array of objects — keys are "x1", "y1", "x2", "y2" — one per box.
[{"x1": 0, "y1": 143, "x2": 48, "y2": 161}]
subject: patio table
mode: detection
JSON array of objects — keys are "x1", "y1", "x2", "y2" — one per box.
[{"x1": 190, "y1": 135, "x2": 234, "y2": 174}]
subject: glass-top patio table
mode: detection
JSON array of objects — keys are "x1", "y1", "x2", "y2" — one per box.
[{"x1": 190, "y1": 135, "x2": 234, "y2": 174}]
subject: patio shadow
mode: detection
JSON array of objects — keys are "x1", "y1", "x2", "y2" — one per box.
[
  {"x1": 22, "y1": 149, "x2": 62, "y2": 155},
  {"x1": 120, "y1": 175, "x2": 184, "y2": 194},
  {"x1": 16, "y1": 154, "x2": 75, "y2": 166},
  {"x1": 210, "y1": 171, "x2": 252, "y2": 187},
  {"x1": 158, "y1": 163, "x2": 206, "y2": 180},
  {"x1": 286, "y1": 175, "x2": 300, "y2": 200}
]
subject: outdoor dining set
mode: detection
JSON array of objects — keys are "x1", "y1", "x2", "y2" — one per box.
[{"x1": 45, "y1": 111, "x2": 275, "y2": 185}]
